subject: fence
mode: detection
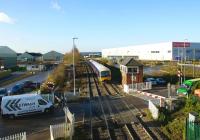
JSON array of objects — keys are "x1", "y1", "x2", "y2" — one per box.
[
  {"x1": 185, "y1": 118, "x2": 200, "y2": 140},
  {"x1": 64, "y1": 107, "x2": 75, "y2": 138},
  {"x1": 50, "y1": 123, "x2": 70, "y2": 140},
  {"x1": 50, "y1": 107, "x2": 75, "y2": 140},
  {"x1": 124, "y1": 82, "x2": 152, "y2": 93},
  {"x1": 148, "y1": 100, "x2": 159, "y2": 119},
  {"x1": 0, "y1": 132, "x2": 26, "y2": 140}
]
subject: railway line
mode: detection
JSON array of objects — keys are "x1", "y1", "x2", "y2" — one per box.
[
  {"x1": 84, "y1": 60, "x2": 161, "y2": 140},
  {"x1": 85, "y1": 63, "x2": 111, "y2": 140},
  {"x1": 103, "y1": 83, "x2": 157, "y2": 140}
]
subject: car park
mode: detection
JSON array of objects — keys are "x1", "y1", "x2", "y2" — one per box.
[
  {"x1": 145, "y1": 78, "x2": 157, "y2": 85},
  {"x1": 156, "y1": 78, "x2": 166, "y2": 85}
]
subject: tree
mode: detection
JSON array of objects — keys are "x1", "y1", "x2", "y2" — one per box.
[{"x1": 64, "y1": 47, "x2": 80, "y2": 65}]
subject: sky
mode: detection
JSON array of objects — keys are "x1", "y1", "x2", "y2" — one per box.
[{"x1": 0, "y1": 0, "x2": 200, "y2": 53}]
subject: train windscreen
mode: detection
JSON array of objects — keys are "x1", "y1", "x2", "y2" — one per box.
[{"x1": 101, "y1": 71, "x2": 110, "y2": 77}]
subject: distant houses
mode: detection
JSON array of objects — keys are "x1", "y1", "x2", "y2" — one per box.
[
  {"x1": 0, "y1": 46, "x2": 17, "y2": 69},
  {"x1": 17, "y1": 52, "x2": 43, "y2": 62},
  {"x1": 17, "y1": 51, "x2": 64, "y2": 71}
]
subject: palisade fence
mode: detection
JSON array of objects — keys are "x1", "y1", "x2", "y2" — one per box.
[
  {"x1": 127, "y1": 82, "x2": 152, "y2": 93},
  {"x1": 50, "y1": 107, "x2": 75, "y2": 140},
  {"x1": 0, "y1": 132, "x2": 26, "y2": 140},
  {"x1": 185, "y1": 118, "x2": 200, "y2": 140}
]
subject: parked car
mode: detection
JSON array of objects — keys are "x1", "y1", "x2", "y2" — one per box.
[
  {"x1": 23, "y1": 80, "x2": 40, "y2": 89},
  {"x1": 0, "y1": 88, "x2": 8, "y2": 105},
  {"x1": 145, "y1": 78, "x2": 157, "y2": 85},
  {"x1": 8, "y1": 84, "x2": 24, "y2": 95},
  {"x1": 156, "y1": 78, "x2": 166, "y2": 85}
]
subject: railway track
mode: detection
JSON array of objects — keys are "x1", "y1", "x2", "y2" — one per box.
[
  {"x1": 84, "y1": 61, "x2": 161, "y2": 140},
  {"x1": 85, "y1": 62, "x2": 112, "y2": 140},
  {"x1": 103, "y1": 83, "x2": 157, "y2": 140}
]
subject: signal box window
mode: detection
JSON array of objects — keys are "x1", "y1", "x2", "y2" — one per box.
[
  {"x1": 128, "y1": 67, "x2": 138, "y2": 74},
  {"x1": 38, "y1": 99, "x2": 47, "y2": 105}
]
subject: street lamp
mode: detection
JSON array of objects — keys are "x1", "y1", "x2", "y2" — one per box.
[
  {"x1": 72, "y1": 37, "x2": 78, "y2": 96},
  {"x1": 184, "y1": 39, "x2": 188, "y2": 82}
]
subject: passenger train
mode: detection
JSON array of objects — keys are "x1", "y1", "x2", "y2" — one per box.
[{"x1": 89, "y1": 60, "x2": 111, "y2": 82}]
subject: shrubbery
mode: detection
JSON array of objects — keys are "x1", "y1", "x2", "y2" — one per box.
[
  {"x1": 10, "y1": 66, "x2": 26, "y2": 72},
  {"x1": 41, "y1": 47, "x2": 81, "y2": 93}
]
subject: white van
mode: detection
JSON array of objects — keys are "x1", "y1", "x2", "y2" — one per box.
[{"x1": 1, "y1": 93, "x2": 54, "y2": 118}]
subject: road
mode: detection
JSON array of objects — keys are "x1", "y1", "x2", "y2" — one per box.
[
  {"x1": 2, "y1": 70, "x2": 52, "y2": 90},
  {"x1": 0, "y1": 107, "x2": 65, "y2": 137}
]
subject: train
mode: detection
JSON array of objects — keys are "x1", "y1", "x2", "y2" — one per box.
[{"x1": 89, "y1": 59, "x2": 111, "y2": 82}]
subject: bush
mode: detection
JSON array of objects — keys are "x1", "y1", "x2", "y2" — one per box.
[
  {"x1": 158, "y1": 107, "x2": 170, "y2": 124},
  {"x1": 10, "y1": 66, "x2": 26, "y2": 72}
]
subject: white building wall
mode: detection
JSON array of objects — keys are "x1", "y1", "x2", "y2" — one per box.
[{"x1": 102, "y1": 42, "x2": 173, "y2": 61}]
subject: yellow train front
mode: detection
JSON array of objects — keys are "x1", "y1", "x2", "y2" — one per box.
[
  {"x1": 99, "y1": 69, "x2": 111, "y2": 82},
  {"x1": 89, "y1": 59, "x2": 111, "y2": 82}
]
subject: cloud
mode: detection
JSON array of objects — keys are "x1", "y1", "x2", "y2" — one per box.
[
  {"x1": 0, "y1": 12, "x2": 14, "y2": 24},
  {"x1": 51, "y1": 0, "x2": 62, "y2": 11}
]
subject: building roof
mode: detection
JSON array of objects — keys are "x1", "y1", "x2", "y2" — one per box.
[
  {"x1": 26, "y1": 52, "x2": 42, "y2": 57},
  {"x1": 0, "y1": 46, "x2": 17, "y2": 57},
  {"x1": 120, "y1": 57, "x2": 143, "y2": 66}
]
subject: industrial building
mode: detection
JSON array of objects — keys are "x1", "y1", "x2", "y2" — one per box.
[
  {"x1": 102, "y1": 42, "x2": 200, "y2": 61},
  {"x1": 43, "y1": 51, "x2": 64, "y2": 62},
  {"x1": 0, "y1": 46, "x2": 17, "y2": 68}
]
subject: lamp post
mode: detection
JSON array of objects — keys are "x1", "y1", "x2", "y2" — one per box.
[
  {"x1": 72, "y1": 37, "x2": 78, "y2": 96},
  {"x1": 184, "y1": 39, "x2": 188, "y2": 82}
]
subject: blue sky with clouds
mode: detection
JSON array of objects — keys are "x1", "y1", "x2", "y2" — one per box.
[{"x1": 0, "y1": 0, "x2": 200, "y2": 53}]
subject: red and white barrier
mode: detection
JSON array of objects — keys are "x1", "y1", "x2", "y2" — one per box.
[{"x1": 135, "y1": 90, "x2": 166, "y2": 100}]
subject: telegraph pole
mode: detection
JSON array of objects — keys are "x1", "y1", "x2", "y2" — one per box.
[{"x1": 72, "y1": 37, "x2": 78, "y2": 95}]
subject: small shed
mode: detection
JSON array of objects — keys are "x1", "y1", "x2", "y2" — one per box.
[{"x1": 120, "y1": 57, "x2": 143, "y2": 89}]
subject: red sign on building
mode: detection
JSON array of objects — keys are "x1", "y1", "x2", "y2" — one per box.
[{"x1": 173, "y1": 42, "x2": 190, "y2": 48}]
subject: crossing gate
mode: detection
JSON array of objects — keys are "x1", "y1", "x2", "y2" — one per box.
[
  {"x1": 50, "y1": 107, "x2": 75, "y2": 140},
  {"x1": 0, "y1": 132, "x2": 26, "y2": 140},
  {"x1": 124, "y1": 82, "x2": 152, "y2": 93}
]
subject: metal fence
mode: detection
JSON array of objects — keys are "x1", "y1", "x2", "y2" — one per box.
[
  {"x1": 0, "y1": 132, "x2": 26, "y2": 140},
  {"x1": 50, "y1": 123, "x2": 70, "y2": 140},
  {"x1": 186, "y1": 118, "x2": 200, "y2": 140},
  {"x1": 128, "y1": 82, "x2": 152, "y2": 93},
  {"x1": 50, "y1": 107, "x2": 75, "y2": 140}
]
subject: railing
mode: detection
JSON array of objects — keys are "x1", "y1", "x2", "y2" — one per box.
[
  {"x1": 50, "y1": 123, "x2": 70, "y2": 140},
  {"x1": 0, "y1": 132, "x2": 26, "y2": 140},
  {"x1": 50, "y1": 107, "x2": 75, "y2": 140},
  {"x1": 124, "y1": 82, "x2": 152, "y2": 93},
  {"x1": 186, "y1": 118, "x2": 200, "y2": 140}
]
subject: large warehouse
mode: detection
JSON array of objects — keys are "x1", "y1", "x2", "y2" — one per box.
[
  {"x1": 102, "y1": 42, "x2": 200, "y2": 61},
  {"x1": 0, "y1": 46, "x2": 17, "y2": 68}
]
